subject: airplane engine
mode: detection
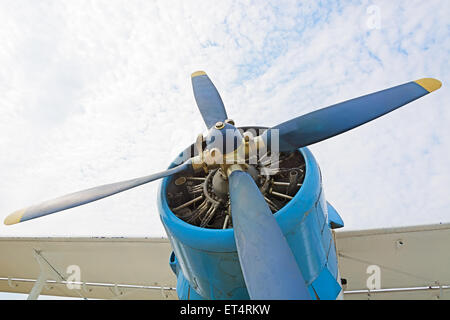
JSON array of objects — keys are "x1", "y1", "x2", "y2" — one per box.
[
  {"x1": 158, "y1": 127, "x2": 343, "y2": 300},
  {"x1": 4, "y1": 70, "x2": 440, "y2": 300}
]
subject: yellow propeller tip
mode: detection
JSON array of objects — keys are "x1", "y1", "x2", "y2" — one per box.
[
  {"x1": 414, "y1": 78, "x2": 442, "y2": 93},
  {"x1": 191, "y1": 71, "x2": 207, "y2": 78},
  {"x1": 4, "y1": 209, "x2": 25, "y2": 226}
]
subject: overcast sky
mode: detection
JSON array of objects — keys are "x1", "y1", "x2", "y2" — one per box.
[{"x1": 0, "y1": 0, "x2": 449, "y2": 239}]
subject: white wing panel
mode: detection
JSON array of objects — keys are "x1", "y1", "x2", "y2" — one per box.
[
  {"x1": 336, "y1": 223, "x2": 450, "y2": 300},
  {"x1": 0, "y1": 237, "x2": 177, "y2": 299},
  {"x1": 3, "y1": 223, "x2": 450, "y2": 300}
]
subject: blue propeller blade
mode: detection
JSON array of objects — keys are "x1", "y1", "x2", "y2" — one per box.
[
  {"x1": 228, "y1": 169, "x2": 311, "y2": 300},
  {"x1": 4, "y1": 160, "x2": 193, "y2": 225},
  {"x1": 262, "y1": 78, "x2": 441, "y2": 152},
  {"x1": 191, "y1": 71, "x2": 228, "y2": 128}
]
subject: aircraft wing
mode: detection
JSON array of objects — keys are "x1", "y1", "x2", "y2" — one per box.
[
  {"x1": 336, "y1": 223, "x2": 450, "y2": 300},
  {"x1": 0, "y1": 237, "x2": 177, "y2": 300},
  {"x1": 2, "y1": 222, "x2": 449, "y2": 300}
]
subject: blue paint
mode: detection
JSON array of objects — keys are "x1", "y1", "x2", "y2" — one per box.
[
  {"x1": 191, "y1": 73, "x2": 228, "y2": 128},
  {"x1": 205, "y1": 122, "x2": 243, "y2": 154},
  {"x1": 262, "y1": 81, "x2": 430, "y2": 152},
  {"x1": 311, "y1": 267, "x2": 342, "y2": 300},
  {"x1": 158, "y1": 147, "x2": 343, "y2": 300},
  {"x1": 327, "y1": 202, "x2": 344, "y2": 229},
  {"x1": 229, "y1": 170, "x2": 310, "y2": 299}
]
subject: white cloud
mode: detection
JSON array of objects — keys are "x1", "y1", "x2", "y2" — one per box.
[{"x1": 0, "y1": 0, "x2": 449, "y2": 237}]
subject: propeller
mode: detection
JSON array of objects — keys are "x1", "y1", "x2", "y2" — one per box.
[
  {"x1": 191, "y1": 71, "x2": 228, "y2": 128},
  {"x1": 229, "y1": 169, "x2": 311, "y2": 299},
  {"x1": 4, "y1": 160, "x2": 193, "y2": 225},
  {"x1": 5, "y1": 71, "x2": 442, "y2": 300},
  {"x1": 261, "y1": 78, "x2": 442, "y2": 152}
]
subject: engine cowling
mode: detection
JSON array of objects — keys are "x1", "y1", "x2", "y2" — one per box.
[{"x1": 158, "y1": 127, "x2": 342, "y2": 300}]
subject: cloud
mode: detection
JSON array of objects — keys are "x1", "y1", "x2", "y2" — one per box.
[{"x1": 0, "y1": 0, "x2": 449, "y2": 237}]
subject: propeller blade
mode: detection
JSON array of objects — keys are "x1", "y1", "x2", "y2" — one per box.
[
  {"x1": 4, "y1": 160, "x2": 193, "y2": 225},
  {"x1": 262, "y1": 78, "x2": 442, "y2": 152},
  {"x1": 228, "y1": 169, "x2": 311, "y2": 300},
  {"x1": 191, "y1": 71, "x2": 228, "y2": 128}
]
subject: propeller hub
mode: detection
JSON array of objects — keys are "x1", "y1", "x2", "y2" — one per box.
[
  {"x1": 212, "y1": 165, "x2": 260, "y2": 201},
  {"x1": 214, "y1": 121, "x2": 225, "y2": 130},
  {"x1": 205, "y1": 122, "x2": 243, "y2": 156}
]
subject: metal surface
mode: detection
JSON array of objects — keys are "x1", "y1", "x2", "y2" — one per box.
[
  {"x1": 0, "y1": 237, "x2": 176, "y2": 299},
  {"x1": 229, "y1": 170, "x2": 310, "y2": 299},
  {"x1": 336, "y1": 223, "x2": 450, "y2": 300},
  {"x1": 2, "y1": 72, "x2": 443, "y2": 301},
  {"x1": 5, "y1": 160, "x2": 193, "y2": 225},
  {"x1": 262, "y1": 79, "x2": 440, "y2": 152},
  {"x1": 191, "y1": 71, "x2": 228, "y2": 129},
  {"x1": 159, "y1": 147, "x2": 342, "y2": 300},
  {"x1": 2, "y1": 223, "x2": 449, "y2": 299},
  {"x1": 166, "y1": 129, "x2": 306, "y2": 230}
]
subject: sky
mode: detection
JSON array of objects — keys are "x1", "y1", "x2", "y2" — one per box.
[{"x1": 0, "y1": 0, "x2": 449, "y2": 242}]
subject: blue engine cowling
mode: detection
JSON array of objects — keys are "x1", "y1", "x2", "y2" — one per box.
[{"x1": 158, "y1": 146, "x2": 343, "y2": 300}]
